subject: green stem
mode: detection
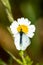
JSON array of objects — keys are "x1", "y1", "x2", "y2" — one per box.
[
  {"x1": 10, "y1": 53, "x2": 22, "y2": 65},
  {"x1": 4, "y1": 49, "x2": 23, "y2": 65},
  {"x1": 19, "y1": 51, "x2": 27, "y2": 65},
  {"x1": 1, "y1": 0, "x2": 14, "y2": 22}
]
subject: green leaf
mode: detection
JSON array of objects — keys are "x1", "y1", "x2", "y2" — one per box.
[
  {"x1": 0, "y1": 59, "x2": 7, "y2": 65},
  {"x1": 25, "y1": 55, "x2": 33, "y2": 65}
]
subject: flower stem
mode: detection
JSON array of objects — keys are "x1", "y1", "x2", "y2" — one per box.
[
  {"x1": 4, "y1": 49, "x2": 23, "y2": 65},
  {"x1": 19, "y1": 50, "x2": 27, "y2": 65},
  {"x1": 11, "y1": 53, "x2": 22, "y2": 65}
]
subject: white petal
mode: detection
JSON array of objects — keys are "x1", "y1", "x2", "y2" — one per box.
[
  {"x1": 27, "y1": 32, "x2": 34, "y2": 38},
  {"x1": 14, "y1": 33, "x2": 21, "y2": 50},
  {"x1": 27, "y1": 25, "x2": 35, "y2": 38},
  {"x1": 20, "y1": 34, "x2": 30, "y2": 50},
  {"x1": 10, "y1": 21, "x2": 19, "y2": 35},
  {"x1": 29, "y1": 25, "x2": 35, "y2": 32},
  {"x1": 24, "y1": 18, "x2": 31, "y2": 25},
  {"x1": 17, "y1": 18, "x2": 31, "y2": 26}
]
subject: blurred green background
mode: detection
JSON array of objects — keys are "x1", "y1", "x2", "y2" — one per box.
[{"x1": 0, "y1": 0, "x2": 43, "y2": 65}]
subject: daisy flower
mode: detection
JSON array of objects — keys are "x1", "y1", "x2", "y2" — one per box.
[{"x1": 10, "y1": 18, "x2": 35, "y2": 50}]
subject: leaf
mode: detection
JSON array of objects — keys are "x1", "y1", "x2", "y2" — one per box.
[
  {"x1": 25, "y1": 55, "x2": 33, "y2": 65},
  {"x1": 0, "y1": 59, "x2": 7, "y2": 65}
]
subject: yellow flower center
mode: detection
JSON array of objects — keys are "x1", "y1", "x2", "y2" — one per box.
[{"x1": 17, "y1": 25, "x2": 28, "y2": 34}]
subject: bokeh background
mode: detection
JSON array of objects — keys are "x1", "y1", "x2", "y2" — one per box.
[{"x1": 0, "y1": 0, "x2": 43, "y2": 65}]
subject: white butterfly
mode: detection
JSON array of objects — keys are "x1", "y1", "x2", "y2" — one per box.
[{"x1": 14, "y1": 33, "x2": 30, "y2": 50}]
